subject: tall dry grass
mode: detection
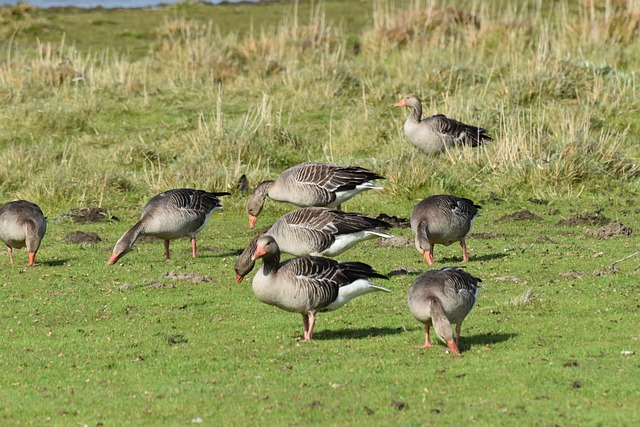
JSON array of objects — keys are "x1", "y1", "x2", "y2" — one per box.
[{"x1": 0, "y1": 0, "x2": 638, "y2": 211}]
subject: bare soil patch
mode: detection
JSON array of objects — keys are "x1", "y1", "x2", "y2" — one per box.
[
  {"x1": 162, "y1": 271, "x2": 212, "y2": 283},
  {"x1": 376, "y1": 213, "x2": 410, "y2": 229},
  {"x1": 585, "y1": 222, "x2": 633, "y2": 240},
  {"x1": 65, "y1": 231, "x2": 102, "y2": 244},
  {"x1": 67, "y1": 207, "x2": 117, "y2": 223},
  {"x1": 377, "y1": 237, "x2": 412, "y2": 248},
  {"x1": 471, "y1": 232, "x2": 509, "y2": 239},
  {"x1": 556, "y1": 212, "x2": 610, "y2": 227},
  {"x1": 495, "y1": 210, "x2": 542, "y2": 222}
]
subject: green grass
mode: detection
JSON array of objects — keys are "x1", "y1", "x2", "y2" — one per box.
[
  {"x1": 1, "y1": 194, "x2": 638, "y2": 426},
  {"x1": 0, "y1": 0, "x2": 639, "y2": 425}
]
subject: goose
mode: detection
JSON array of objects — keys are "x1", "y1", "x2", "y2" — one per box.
[
  {"x1": 235, "y1": 207, "x2": 393, "y2": 282},
  {"x1": 245, "y1": 162, "x2": 384, "y2": 228},
  {"x1": 410, "y1": 195, "x2": 480, "y2": 265},
  {"x1": 107, "y1": 188, "x2": 229, "y2": 264},
  {"x1": 408, "y1": 267, "x2": 482, "y2": 354},
  {"x1": 394, "y1": 94, "x2": 492, "y2": 154},
  {"x1": 251, "y1": 235, "x2": 390, "y2": 341},
  {"x1": 0, "y1": 200, "x2": 46, "y2": 266}
]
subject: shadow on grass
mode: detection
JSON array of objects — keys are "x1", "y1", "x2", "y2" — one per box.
[
  {"x1": 435, "y1": 252, "x2": 509, "y2": 264},
  {"x1": 461, "y1": 332, "x2": 517, "y2": 350},
  {"x1": 312, "y1": 326, "x2": 404, "y2": 341},
  {"x1": 40, "y1": 259, "x2": 69, "y2": 266}
]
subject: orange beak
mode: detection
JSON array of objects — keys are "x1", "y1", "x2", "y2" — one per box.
[
  {"x1": 107, "y1": 253, "x2": 120, "y2": 265},
  {"x1": 248, "y1": 214, "x2": 257, "y2": 229},
  {"x1": 393, "y1": 99, "x2": 406, "y2": 107},
  {"x1": 235, "y1": 274, "x2": 244, "y2": 284}
]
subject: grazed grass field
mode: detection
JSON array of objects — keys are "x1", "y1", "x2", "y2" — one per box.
[{"x1": 0, "y1": 0, "x2": 639, "y2": 425}]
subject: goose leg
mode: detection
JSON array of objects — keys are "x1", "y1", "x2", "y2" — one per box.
[
  {"x1": 28, "y1": 251, "x2": 36, "y2": 266},
  {"x1": 7, "y1": 247, "x2": 14, "y2": 264},
  {"x1": 460, "y1": 240, "x2": 470, "y2": 262},
  {"x1": 302, "y1": 313, "x2": 310, "y2": 339},
  {"x1": 413, "y1": 323, "x2": 434, "y2": 348},
  {"x1": 191, "y1": 237, "x2": 197, "y2": 258},
  {"x1": 455, "y1": 323, "x2": 462, "y2": 347},
  {"x1": 304, "y1": 312, "x2": 317, "y2": 341},
  {"x1": 164, "y1": 240, "x2": 171, "y2": 260}
]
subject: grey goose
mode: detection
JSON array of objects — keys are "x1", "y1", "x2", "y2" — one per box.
[
  {"x1": 0, "y1": 200, "x2": 46, "y2": 266},
  {"x1": 108, "y1": 188, "x2": 229, "y2": 264},
  {"x1": 235, "y1": 207, "x2": 393, "y2": 283},
  {"x1": 251, "y1": 235, "x2": 390, "y2": 341},
  {"x1": 394, "y1": 94, "x2": 491, "y2": 154},
  {"x1": 245, "y1": 162, "x2": 384, "y2": 228},
  {"x1": 410, "y1": 195, "x2": 480, "y2": 265},
  {"x1": 408, "y1": 267, "x2": 482, "y2": 354}
]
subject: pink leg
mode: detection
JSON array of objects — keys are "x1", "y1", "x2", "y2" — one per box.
[
  {"x1": 304, "y1": 312, "x2": 317, "y2": 341},
  {"x1": 28, "y1": 251, "x2": 36, "y2": 266},
  {"x1": 423, "y1": 249, "x2": 435, "y2": 265},
  {"x1": 302, "y1": 313, "x2": 309, "y2": 339},
  {"x1": 164, "y1": 240, "x2": 171, "y2": 260},
  {"x1": 455, "y1": 323, "x2": 462, "y2": 347},
  {"x1": 412, "y1": 323, "x2": 434, "y2": 348},
  {"x1": 191, "y1": 237, "x2": 197, "y2": 258},
  {"x1": 460, "y1": 240, "x2": 470, "y2": 262},
  {"x1": 7, "y1": 247, "x2": 14, "y2": 264}
]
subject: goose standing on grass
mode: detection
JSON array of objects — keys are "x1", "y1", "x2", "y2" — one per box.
[
  {"x1": 394, "y1": 94, "x2": 492, "y2": 154},
  {"x1": 0, "y1": 200, "x2": 46, "y2": 266},
  {"x1": 411, "y1": 195, "x2": 480, "y2": 265},
  {"x1": 408, "y1": 267, "x2": 482, "y2": 354},
  {"x1": 245, "y1": 162, "x2": 384, "y2": 228},
  {"x1": 251, "y1": 235, "x2": 390, "y2": 341},
  {"x1": 235, "y1": 207, "x2": 393, "y2": 283},
  {"x1": 107, "y1": 188, "x2": 229, "y2": 264}
]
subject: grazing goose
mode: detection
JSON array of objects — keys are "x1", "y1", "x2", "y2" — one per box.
[
  {"x1": 107, "y1": 189, "x2": 229, "y2": 264},
  {"x1": 410, "y1": 195, "x2": 480, "y2": 265},
  {"x1": 251, "y1": 235, "x2": 390, "y2": 341},
  {"x1": 394, "y1": 94, "x2": 492, "y2": 154},
  {"x1": 245, "y1": 162, "x2": 384, "y2": 228},
  {"x1": 0, "y1": 200, "x2": 46, "y2": 266},
  {"x1": 235, "y1": 207, "x2": 393, "y2": 282},
  {"x1": 408, "y1": 267, "x2": 482, "y2": 354}
]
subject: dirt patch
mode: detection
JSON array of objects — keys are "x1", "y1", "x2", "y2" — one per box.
[
  {"x1": 147, "y1": 282, "x2": 176, "y2": 289},
  {"x1": 470, "y1": 232, "x2": 509, "y2": 239},
  {"x1": 495, "y1": 210, "x2": 542, "y2": 222},
  {"x1": 377, "y1": 237, "x2": 412, "y2": 248},
  {"x1": 556, "y1": 212, "x2": 610, "y2": 227},
  {"x1": 376, "y1": 213, "x2": 410, "y2": 228},
  {"x1": 65, "y1": 231, "x2": 102, "y2": 244},
  {"x1": 585, "y1": 222, "x2": 633, "y2": 240},
  {"x1": 162, "y1": 271, "x2": 212, "y2": 283},
  {"x1": 67, "y1": 207, "x2": 118, "y2": 223}
]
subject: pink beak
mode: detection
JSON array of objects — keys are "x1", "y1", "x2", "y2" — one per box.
[
  {"x1": 393, "y1": 99, "x2": 406, "y2": 107},
  {"x1": 107, "y1": 253, "x2": 119, "y2": 265},
  {"x1": 248, "y1": 214, "x2": 257, "y2": 229}
]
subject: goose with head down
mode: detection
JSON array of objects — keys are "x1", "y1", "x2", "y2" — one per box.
[
  {"x1": 245, "y1": 162, "x2": 384, "y2": 228},
  {"x1": 235, "y1": 207, "x2": 393, "y2": 283},
  {"x1": 394, "y1": 94, "x2": 491, "y2": 155},
  {"x1": 108, "y1": 188, "x2": 229, "y2": 264},
  {"x1": 250, "y1": 235, "x2": 390, "y2": 341},
  {"x1": 410, "y1": 195, "x2": 480, "y2": 265},
  {"x1": 408, "y1": 267, "x2": 482, "y2": 354},
  {"x1": 0, "y1": 200, "x2": 47, "y2": 266}
]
